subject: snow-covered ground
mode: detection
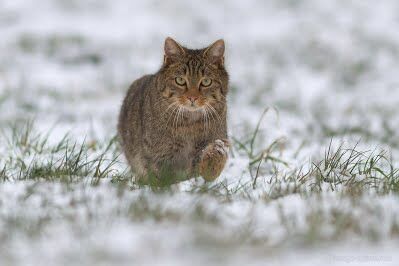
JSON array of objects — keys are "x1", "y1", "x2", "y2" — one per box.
[{"x1": 1, "y1": 0, "x2": 399, "y2": 265}]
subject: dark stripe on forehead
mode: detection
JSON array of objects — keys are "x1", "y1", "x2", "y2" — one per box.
[{"x1": 187, "y1": 56, "x2": 203, "y2": 76}]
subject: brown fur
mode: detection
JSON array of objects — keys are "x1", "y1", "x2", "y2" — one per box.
[{"x1": 118, "y1": 37, "x2": 229, "y2": 183}]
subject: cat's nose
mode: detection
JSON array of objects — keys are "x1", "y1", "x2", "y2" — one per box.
[{"x1": 187, "y1": 96, "x2": 198, "y2": 103}]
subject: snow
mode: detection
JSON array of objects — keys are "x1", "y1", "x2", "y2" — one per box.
[
  {"x1": 1, "y1": 0, "x2": 399, "y2": 265},
  {"x1": 1, "y1": 182, "x2": 399, "y2": 265}
]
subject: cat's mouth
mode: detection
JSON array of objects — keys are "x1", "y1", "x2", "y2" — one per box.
[{"x1": 181, "y1": 104, "x2": 204, "y2": 112}]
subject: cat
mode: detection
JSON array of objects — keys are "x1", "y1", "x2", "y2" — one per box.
[{"x1": 118, "y1": 37, "x2": 229, "y2": 184}]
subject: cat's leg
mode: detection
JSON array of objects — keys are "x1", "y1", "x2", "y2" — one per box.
[
  {"x1": 130, "y1": 154, "x2": 152, "y2": 184},
  {"x1": 198, "y1": 139, "x2": 230, "y2": 181},
  {"x1": 144, "y1": 153, "x2": 188, "y2": 185}
]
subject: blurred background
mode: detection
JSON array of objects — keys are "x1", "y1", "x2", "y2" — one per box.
[
  {"x1": 1, "y1": 0, "x2": 398, "y2": 153},
  {"x1": 1, "y1": 1, "x2": 399, "y2": 265}
]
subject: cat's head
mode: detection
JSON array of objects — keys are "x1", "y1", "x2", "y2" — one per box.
[{"x1": 158, "y1": 37, "x2": 228, "y2": 112}]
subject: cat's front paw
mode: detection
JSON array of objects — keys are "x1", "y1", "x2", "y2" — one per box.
[{"x1": 199, "y1": 139, "x2": 229, "y2": 181}]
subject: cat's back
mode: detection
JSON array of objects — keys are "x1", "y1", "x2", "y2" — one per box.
[
  {"x1": 118, "y1": 74, "x2": 154, "y2": 143},
  {"x1": 123, "y1": 74, "x2": 153, "y2": 108}
]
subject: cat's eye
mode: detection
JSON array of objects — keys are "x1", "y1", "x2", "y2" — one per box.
[
  {"x1": 201, "y1": 78, "x2": 212, "y2": 87},
  {"x1": 175, "y1": 77, "x2": 186, "y2": 86}
]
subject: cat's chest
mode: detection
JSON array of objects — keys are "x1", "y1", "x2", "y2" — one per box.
[
  {"x1": 174, "y1": 138, "x2": 197, "y2": 158},
  {"x1": 171, "y1": 137, "x2": 202, "y2": 165},
  {"x1": 163, "y1": 121, "x2": 208, "y2": 163}
]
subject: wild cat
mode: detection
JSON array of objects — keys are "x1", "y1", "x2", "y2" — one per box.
[{"x1": 118, "y1": 37, "x2": 229, "y2": 183}]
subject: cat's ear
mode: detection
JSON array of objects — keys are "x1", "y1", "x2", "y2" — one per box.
[
  {"x1": 204, "y1": 39, "x2": 225, "y2": 66},
  {"x1": 163, "y1": 37, "x2": 185, "y2": 65}
]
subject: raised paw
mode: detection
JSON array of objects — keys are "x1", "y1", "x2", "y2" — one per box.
[{"x1": 199, "y1": 139, "x2": 230, "y2": 181}]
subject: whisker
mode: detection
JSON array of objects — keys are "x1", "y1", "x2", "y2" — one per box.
[
  {"x1": 206, "y1": 103, "x2": 222, "y2": 124},
  {"x1": 207, "y1": 108, "x2": 211, "y2": 132},
  {"x1": 173, "y1": 106, "x2": 182, "y2": 131},
  {"x1": 204, "y1": 106, "x2": 210, "y2": 133},
  {"x1": 177, "y1": 106, "x2": 183, "y2": 129},
  {"x1": 153, "y1": 98, "x2": 171, "y2": 107},
  {"x1": 211, "y1": 105, "x2": 222, "y2": 123},
  {"x1": 164, "y1": 102, "x2": 178, "y2": 114},
  {"x1": 166, "y1": 105, "x2": 179, "y2": 126},
  {"x1": 206, "y1": 105, "x2": 216, "y2": 124},
  {"x1": 202, "y1": 108, "x2": 207, "y2": 132},
  {"x1": 201, "y1": 109, "x2": 206, "y2": 132},
  {"x1": 180, "y1": 107, "x2": 185, "y2": 127},
  {"x1": 171, "y1": 107, "x2": 177, "y2": 137}
]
